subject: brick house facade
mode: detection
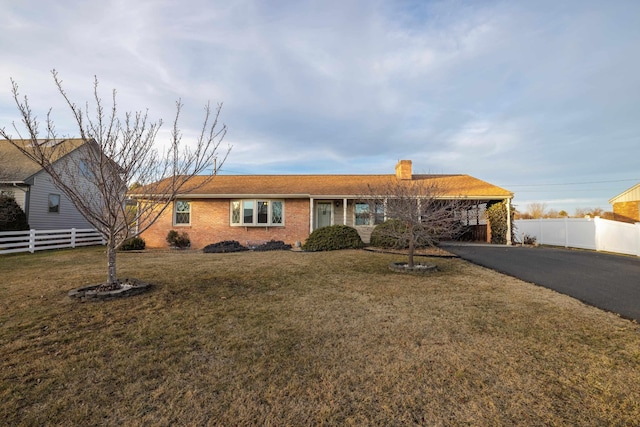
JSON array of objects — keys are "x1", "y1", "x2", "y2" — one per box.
[
  {"x1": 609, "y1": 183, "x2": 640, "y2": 223},
  {"x1": 134, "y1": 160, "x2": 514, "y2": 249},
  {"x1": 141, "y1": 198, "x2": 311, "y2": 249}
]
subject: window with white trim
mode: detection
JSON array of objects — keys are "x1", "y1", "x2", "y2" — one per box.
[
  {"x1": 174, "y1": 201, "x2": 191, "y2": 225},
  {"x1": 355, "y1": 202, "x2": 384, "y2": 225},
  {"x1": 231, "y1": 200, "x2": 284, "y2": 226},
  {"x1": 48, "y1": 194, "x2": 60, "y2": 213}
]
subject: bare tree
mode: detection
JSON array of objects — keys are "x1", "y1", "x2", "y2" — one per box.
[
  {"x1": 527, "y1": 202, "x2": 547, "y2": 219},
  {"x1": 361, "y1": 178, "x2": 467, "y2": 268},
  {"x1": 574, "y1": 207, "x2": 614, "y2": 220},
  {"x1": 513, "y1": 207, "x2": 532, "y2": 220},
  {"x1": 1, "y1": 70, "x2": 229, "y2": 288},
  {"x1": 546, "y1": 209, "x2": 560, "y2": 218}
]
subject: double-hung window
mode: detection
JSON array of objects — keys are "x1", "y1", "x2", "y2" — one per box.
[
  {"x1": 48, "y1": 194, "x2": 60, "y2": 213},
  {"x1": 231, "y1": 200, "x2": 284, "y2": 226},
  {"x1": 174, "y1": 201, "x2": 191, "y2": 225}
]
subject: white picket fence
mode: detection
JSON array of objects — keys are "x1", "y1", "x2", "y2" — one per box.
[
  {"x1": 0, "y1": 228, "x2": 105, "y2": 255},
  {"x1": 515, "y1": 217, "x2": 640, "y2": 256}
]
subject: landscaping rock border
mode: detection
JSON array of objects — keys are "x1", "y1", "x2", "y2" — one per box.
[
  {"x1": 68, "y1": 278, "x2": 152, "y2": 301},
  {"x1": 389, "y1": 262, "x2": 438, "y2": 274}
]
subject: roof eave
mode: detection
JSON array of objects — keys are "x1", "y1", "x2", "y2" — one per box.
[
  {"x1": 609, "y1": 183, "x2": 640, "y2": 204},
  {"x1": 129, "y1": 193, "x2": 513, "y2": 200},
  {"x1": 0, "y1": 181, "x2": 29, "y2": 185}
]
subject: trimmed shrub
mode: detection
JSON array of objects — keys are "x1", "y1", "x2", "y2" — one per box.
[
  {"x1": 370, "y1": 219, "x2": 409, "y2": 249},
  {"x1": 0, "y1": 194, "x2": 30, "y2": 231},
  {"x1": 302, "y1": 225, "x2": 364, "y2": 252},
  {"x1": 166, "y1": 230, "x2": 191, "y2": 249},
  {"x1": 253, "y1": 240, "x2": 292, "y2": 251},
  {"x1": 203, "y1": 240, "x2": 248, "y2": 253},
  {"x1": 120, "y1": 236, "x2": 146, "y2": 251}
]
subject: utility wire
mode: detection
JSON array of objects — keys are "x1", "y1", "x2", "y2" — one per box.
[{"x1": 504, "y1": 178, "x2": 640, "y2": 187}]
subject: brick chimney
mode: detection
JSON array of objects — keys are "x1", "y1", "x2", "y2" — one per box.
[{"x1": 395, "y1": 160, "x2": 412, "y2": 180}]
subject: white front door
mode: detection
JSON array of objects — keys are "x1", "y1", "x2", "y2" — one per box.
[{"x1": 316, "y1": 202, "x2": 332, "y2": 229}]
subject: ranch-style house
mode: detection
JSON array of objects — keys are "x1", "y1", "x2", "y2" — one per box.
[{"x1": 133, "y1": 160, "x2": 513, "y2": 249}]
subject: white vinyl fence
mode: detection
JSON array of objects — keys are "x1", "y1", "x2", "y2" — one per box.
[
  {"x1": 515, "y1": 217, "x2": 640, "y2": 256},
  {"x1": 0, "y1": 228, "x2": 105, "y2": 255}
]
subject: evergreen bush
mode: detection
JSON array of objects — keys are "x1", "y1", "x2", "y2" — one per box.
[
  {"x1": 202, "y1": 240, "x2": 248, "y2": 253},
  {"x1": 120, "y1": 236, "x2": 146, "y2": 251},
  {"x1": 0, "y1": 194, "x2": 30, "y2": 231},
  {"x1": 486, "y1": 201, "x2": 515, "y2": 244},
  {"x1": 369, "y1": 219, "x2": 409, "y2": 248},
  {"x1": 166, "y1": 230, "x2": 191, "y2": 249},
  {"x1": 302, "y1": 225, "x2": 364, "y2": 251},
  {"x1": 253, "y1": 240, "x2": 292, "y2": 251}
]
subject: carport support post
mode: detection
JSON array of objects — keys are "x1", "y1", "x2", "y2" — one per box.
[
  {"x1": 343, "y1": 198, "x2": 348, "y2": 225},
  {"x1": 506, "y1": 198, "x2": 512, "y2": 245}
]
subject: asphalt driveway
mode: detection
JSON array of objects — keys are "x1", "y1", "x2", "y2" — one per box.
[{"x1": 441, "y1": 243, "x2": 640, "y2": 322}]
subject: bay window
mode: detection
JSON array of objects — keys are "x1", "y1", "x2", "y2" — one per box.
[{"x1": 232, "y1": 200, "x2": 284, "y2": 226}]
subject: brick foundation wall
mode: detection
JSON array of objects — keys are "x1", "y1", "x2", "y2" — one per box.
[
  {"x1": 612, "y1": 201, "x2": 640, "y2": 223},
  {"x1": 140, "y1": 198, "x2": 311, "y2": 249}
]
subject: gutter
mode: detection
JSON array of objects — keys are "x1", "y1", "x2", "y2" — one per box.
[{"x1": 129, "y1": 193, "x2": 514, "y2": 200}]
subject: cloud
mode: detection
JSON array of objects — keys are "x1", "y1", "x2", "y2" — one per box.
[{"x1": 1, "y1": 0, "x2": 639, "y2": 212}]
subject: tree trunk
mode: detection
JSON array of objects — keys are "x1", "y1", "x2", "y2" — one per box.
[{"x1": 107, "y1": 240, "x2": 117, "y2": 286}]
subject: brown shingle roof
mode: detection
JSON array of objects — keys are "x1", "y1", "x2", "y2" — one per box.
[
  {"x1": 136, "y1": 173, "x2": 512, "y2": 199},
  {"x1": 0, "y1": 139, "x2": 86, "y2": 182}
]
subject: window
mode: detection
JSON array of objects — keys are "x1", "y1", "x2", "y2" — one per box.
[
  {"x1": 231, "y1": 200, "x2": 284, "y2": 226},
  {"x1": 174, "y1": 201, "x2": 191, "y2": 225},
  {"x1": 243, "y1": 200, "x2": 254, "y2": 224},
  {"x1": 48, "y1": 194, "x2": 60, "y2": 213},
  {"x1": 355, "y1": 202, "x2": 384, "y2": 225},
  {"x1": 79, "y1": 160, "x2": 94, "y2": 179},
  {"x1": 231, "y1": 201, "x2": 241, "y2": 224},
  {"x1": 272, "y1": 201, "x2": 283, "y2": 224}
]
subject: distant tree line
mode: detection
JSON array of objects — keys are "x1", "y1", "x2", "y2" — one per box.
[{"x1": 515, "y1": 202, "x2": 614, "y2": 220}]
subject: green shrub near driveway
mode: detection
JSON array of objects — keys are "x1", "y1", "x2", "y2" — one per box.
[
  {"x1": 370, "y1": 219, "x2": 409, "y2": 248},
  {"x1": 302, "y1": 225, "x2": 364, "y2": 251}
]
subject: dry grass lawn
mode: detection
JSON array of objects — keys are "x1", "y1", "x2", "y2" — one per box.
[{"x1": 1, "y1": 247, "x2": 640, "y2": 426}]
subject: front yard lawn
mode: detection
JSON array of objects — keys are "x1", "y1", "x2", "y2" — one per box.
[{"x1": 1, "y1": 247, "x2": 639, "y2": 425}]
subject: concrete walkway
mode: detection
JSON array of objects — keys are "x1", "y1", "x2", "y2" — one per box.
[{"x1": 441, "y1": 243, "x2": 640, "y2": 322}]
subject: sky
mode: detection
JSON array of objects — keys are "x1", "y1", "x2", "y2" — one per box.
[{"x1": 1, "y1": 0, "x2": 639, "y2": 215}]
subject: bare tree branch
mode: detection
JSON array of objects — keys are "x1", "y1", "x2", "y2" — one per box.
[
  {"x1": 1, "y1": 70, "x2": 230, "y2": 287},
  {"x1": 360, "y1": 178, "x2": 468, "y2": 267}
]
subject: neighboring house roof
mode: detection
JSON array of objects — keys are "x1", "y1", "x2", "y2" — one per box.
[
  {"x1": 134, "y1": 171, "x2": 513, "y2": 200},
  {"x1": 0, "y1": 139, "x2": 86, "y2": 183},
  {"x1": 609, "y1": 183, "x2": 640, "y2": 205}
]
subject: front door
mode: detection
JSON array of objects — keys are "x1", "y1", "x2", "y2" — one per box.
[{"x1": 316, "y1": 202, "x2": 332, "y2": 229}]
